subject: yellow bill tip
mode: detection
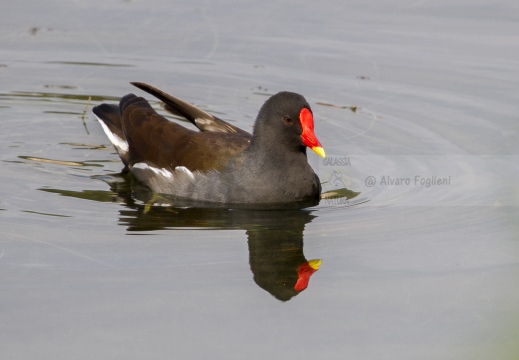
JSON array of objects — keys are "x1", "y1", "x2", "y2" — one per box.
[
  {"x1": 312, "y1": 146, "x2": 326, "y2": 158},
  {"x1": 308, "y1": 259, "x2": 322, "y2": 270}
]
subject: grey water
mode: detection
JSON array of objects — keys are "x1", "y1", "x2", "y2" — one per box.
[{"x1": 1, "y1": 0, "x2": 518, "y2": 359}]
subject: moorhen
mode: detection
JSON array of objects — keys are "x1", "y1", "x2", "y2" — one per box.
[{"x1": 93, "y1": 82, "x2": 325, "y2": 205}]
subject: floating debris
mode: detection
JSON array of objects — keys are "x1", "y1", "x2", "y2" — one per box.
[
  {"x1": 320, "y1": 187, "x2": 360, "y2": 200},
  {"x1": 315, "y1": 101, "x2": 358, "y2": 112},
  {"x1": 19, "y1": 156, "x2": 103, "y2": 167},
  {"x1": 80, "y1": 96, "x2": 91, "y2": 135}
]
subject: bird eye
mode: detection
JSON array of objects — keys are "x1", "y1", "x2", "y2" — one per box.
[{"x1": 283, "y1": 116, "x2": 293, "y2": 125}]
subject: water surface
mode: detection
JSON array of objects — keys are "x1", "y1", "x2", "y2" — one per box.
[{"x1": 1, "y1": 0, "x2": 518, "y2": 359}]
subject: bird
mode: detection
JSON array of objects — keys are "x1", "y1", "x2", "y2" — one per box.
[{"x1": 92, "y1": 82, "x2": 325, "y2": 205}]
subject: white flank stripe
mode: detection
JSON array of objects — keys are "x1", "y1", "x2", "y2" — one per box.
[
  {"x1": 175, "y1": 166, "x2": 195, "y2": 179},
  {"x1": 133, "y1": 163, "x2": 173, "y2": 178}
]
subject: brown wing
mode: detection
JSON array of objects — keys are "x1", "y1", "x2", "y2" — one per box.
[
  {"x1": 120, "y1": 94, "x2": 250, "y2": 172},
  {"x1": 131, "y1": 82, "x2": 252, "y2": 138}
]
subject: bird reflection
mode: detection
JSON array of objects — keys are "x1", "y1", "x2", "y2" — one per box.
[
  {"x1": 245, "y1": 210, "x2": 320, "y2": 301},
  {"x1": 41, "y1": 173, "x2": 322, "y2": 301}
]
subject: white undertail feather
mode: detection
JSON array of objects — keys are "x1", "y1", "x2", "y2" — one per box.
[{"x1": 95, "y1": 115, "x2": 129, "y2": 155}]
